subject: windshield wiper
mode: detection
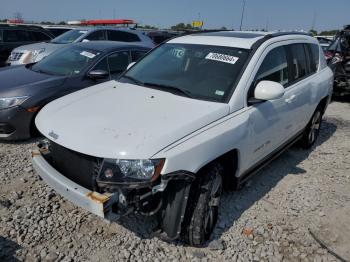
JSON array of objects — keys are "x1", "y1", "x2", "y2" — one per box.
[
  {"x1": 143, "y1": 82, "x2": 193, "y2": 98},
  {"x1": 121, "y1": 75, "x2": 145, "y2": 86}
]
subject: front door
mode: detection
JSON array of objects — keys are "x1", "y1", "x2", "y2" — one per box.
[{"x1": 246, "y1": 45, "x2": 292, "y2": 166}]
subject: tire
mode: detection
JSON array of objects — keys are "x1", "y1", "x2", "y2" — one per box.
[
  {"x1": 181, "y1": 163, "x2": 223, "y2": 246},
  {"x1": 299, "y1": 107, "x2": 323, "y2": 149}
]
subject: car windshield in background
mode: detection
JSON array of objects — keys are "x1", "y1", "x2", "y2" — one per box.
[
  {"x1": 122, "y1": 44, "x2": 250, "y2": 102},
  {"x1": 31, "y1": 46, "x2": 100, "y2": 76},
  {"x1": 50, "y1": 29, "x2": 87, "y2": 44}
]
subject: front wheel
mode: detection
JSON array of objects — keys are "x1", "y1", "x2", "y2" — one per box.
[
  {"x1": 299, "y1": 108, "x2": 323, "y2": 149},
  {"x1": 181, "y1": 163, "x2": 223, "y2": 246}
]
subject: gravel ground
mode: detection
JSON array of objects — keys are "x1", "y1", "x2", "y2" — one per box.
[{"x1": 0, "y1": 101, "x2": 349, "y2": 262}]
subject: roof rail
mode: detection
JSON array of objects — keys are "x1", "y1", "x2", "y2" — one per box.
[{"x1": 267, "y1": 31, "x2": 311, "y2": 38}]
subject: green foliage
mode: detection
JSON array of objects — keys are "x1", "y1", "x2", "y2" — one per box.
[
  {"x1": 137, "y1": 24, "x2": 158, "y2": 30},
  {"x1": 309, "y1": 29, "x2": 318, "y2": 36},
  {"x1": 170, "y1": 23, "x2": 194, "y2": 31},
  {"x1": 40, "y1": 21, "x2": 55, "y2": 25},
  {"x1": 318, "y1": 30, "x2": 339, "y2": 36}
]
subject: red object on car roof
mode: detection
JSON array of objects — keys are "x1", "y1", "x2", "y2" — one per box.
[{"x1": 81, "y1": 19, "x2": 135, "y2": 25}]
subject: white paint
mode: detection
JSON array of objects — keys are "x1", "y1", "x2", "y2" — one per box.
[{"x1": 35, "y1": 32, "x2": 333, "y2": 179}]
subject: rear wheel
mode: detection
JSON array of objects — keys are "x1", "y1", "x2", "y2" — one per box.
[
  {"x1": 181, "y1": 163, "x2": 223, "y2": 246},
  {"x1": 299, "y1": 108, "x2": 323, "y2": 149}
]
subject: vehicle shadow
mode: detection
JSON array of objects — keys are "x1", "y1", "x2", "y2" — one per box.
[
  {"x1": 117, "y1": 118, "x2": 337, "y2": 246},
  {"x1": 0, "y1": 137, "x2": 41, "y2": 146},
  {"x1": 0, "y1": 236, "x2": 21, "y2": 262},
  {"x1": 210, "y1": 117, "x2": 337, "y2": 244},
  {"x1": 332, "y1": 94, "x2": 350, "y2": 103}
]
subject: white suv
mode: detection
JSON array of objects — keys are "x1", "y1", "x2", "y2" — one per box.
[{"x1": 32, "y1": 31, "x2": 333, "y2": 246}]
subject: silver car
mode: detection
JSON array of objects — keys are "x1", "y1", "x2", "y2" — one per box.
[{"x1": 8, "y1": 27, "x2": 154, "y2": 65}]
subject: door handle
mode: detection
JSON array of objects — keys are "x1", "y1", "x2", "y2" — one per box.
[{"x1": 285, "y1": 94, "x2": 296, "y2": 104}]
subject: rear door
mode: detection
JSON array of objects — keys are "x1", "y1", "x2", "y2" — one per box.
[
  {"x1": 83, "y1": 30, "x2": 107, "y2": 41},
  {"x1": 283, "y1": 43, "x2": 316, "y2": 135},
  {"x1": 106, "y1": 30, "x2": 141, "y2": 42}
]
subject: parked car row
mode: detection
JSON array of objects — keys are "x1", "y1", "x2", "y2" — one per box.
[
  {"x1": 324, "y1": 25, "x2": 350, "y2": 97},
  {"x1": 1, "y1": 30, "x2": 333, "y2": 246},
  {"x1": 0, "y1": 24, "x2": 54, "y2": 66},
  {"x1": 8, "y1": 27, "x2": 154, "y2": 65},
  {"x1": 0, "y1": 41, "x2": 150, "y2": 140}
]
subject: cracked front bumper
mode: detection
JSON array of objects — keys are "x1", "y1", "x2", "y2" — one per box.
[{"x1": 32, "y1": 149, "x2": 119, "y2": 220}]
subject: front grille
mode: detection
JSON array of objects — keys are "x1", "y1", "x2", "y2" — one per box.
[
  {"x1": 9, "y1": 52, "x2": 24, "y2": 61},
  {"x1": 49, "y1": 142, "x2": 102, "y2": 190}
]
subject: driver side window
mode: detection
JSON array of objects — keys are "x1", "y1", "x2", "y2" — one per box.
[
  {"x1": 248, "y1": 46, "x2": 289, "y2": 99},
  {"x1": 255, "y1": 46, "x2": 289, "y2": 86},
  {"x1": 92, "y1": 57, "x2": 110, "y2": 79}
]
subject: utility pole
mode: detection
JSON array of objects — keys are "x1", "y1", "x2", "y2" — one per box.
[
  {"x1": 311, "y1": 10, "x2": 317, "y2": 31},
  {"x1": 239, "y1": 0, "x2": 246, "y2": 31}
]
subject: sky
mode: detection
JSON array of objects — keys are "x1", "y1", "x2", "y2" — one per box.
[{"x1": 0, "y1": 0, "x2": 349, "y2": 32}]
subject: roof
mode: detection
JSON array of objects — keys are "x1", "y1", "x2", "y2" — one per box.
[
  {"x1": 72, "y1": 41, "x2": 151, "y2": 52},
  {"x1": 168, "y1": 30, "x2": 312, "y2": 49},
  {"x1": 0, "y1": 23, "x2": 46, "y2": 31}
]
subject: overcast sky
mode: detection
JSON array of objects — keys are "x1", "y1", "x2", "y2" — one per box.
[{"x1": 0, "y1": 0, "x2": 349, "y2": 31}]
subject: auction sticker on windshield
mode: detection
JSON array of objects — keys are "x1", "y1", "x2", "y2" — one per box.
[
  {"x1": 205, "y1": 52, "x2": 239, "y2": 64},
  {"x1": 80, "y1": 51, "x2": 96, "y2": 59}
]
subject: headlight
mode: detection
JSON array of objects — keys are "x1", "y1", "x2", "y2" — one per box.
[
  {"x1": 22, "y1": 49, "x2": 45, "y2": 64},
  {"x1": 97, "y1": 159, "x2": 165, "y2": 186},
  {"x1": 0, "y1": 96, "x2": 28, "y2": 110}
]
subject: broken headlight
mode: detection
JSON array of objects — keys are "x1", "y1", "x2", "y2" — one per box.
[{"x1": 97, "y1": 159, "x2": 165, "y2": 186}]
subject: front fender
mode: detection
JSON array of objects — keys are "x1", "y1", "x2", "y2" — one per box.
[{"x1": 154, "y1": 109, "x2": 249, "y2": 176}]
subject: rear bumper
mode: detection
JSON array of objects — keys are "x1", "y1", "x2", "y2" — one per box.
[{"x1": 32, "y1": 149, "x2": 119, "y2": 219}]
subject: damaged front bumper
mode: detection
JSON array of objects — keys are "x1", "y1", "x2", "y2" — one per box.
[{"x1": 32, "y1": 149, "x2": 119, "y2": 220}]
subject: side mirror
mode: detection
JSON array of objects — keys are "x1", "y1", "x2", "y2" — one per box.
[
  {"x1": 254, "y1": 80, "x2": 285, "y2": 101},
  {"x1": 88, "y1": 70, "x2": 109, "y2": 80},
  {"x1": 82, "y1": 39, "x2": 90, "y2": 43},
  {"x1": 127, "y1": 62, "x2": 136, "y2": 70}
]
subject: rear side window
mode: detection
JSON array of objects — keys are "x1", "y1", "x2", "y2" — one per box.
[
  {"x1": 131, "y1": 50, "x2": 147, "y2": 62},
  {"x1": 30, "y1": 31, "x2": 51, "y2": 41},
  {"x1": 255, "y1": 46, "x2": 289, "y2": 86},
  {"x1": 107, "y1": 30, "x2": 140, "y2": 42},
  {"x1": 308, "y1": 44, "x2": 320, "y2": 73},
  {"x1": 288, "y1": 44, "x2": 308, "y2": 81},
  {"x1": 85, "y1": 30, "x2": 106, "y2": 41},
  {"x1": 3, "y1": 30, "x2": 31, "y2": 42}
]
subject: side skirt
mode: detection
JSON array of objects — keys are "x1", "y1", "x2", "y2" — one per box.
[{"x1": 237, "y1": 130, "x2": 304, "y2": 189}]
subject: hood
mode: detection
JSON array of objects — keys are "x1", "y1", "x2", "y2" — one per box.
[
  {"x1": 12, "y1": 42, "x2": 65, "y2": 55},
  {"x1": 36, "y1": 81, "x2": 229, "y2": 159},
  {"x1": 0, "y1": 66, "x2": 66, "y2": 97}
]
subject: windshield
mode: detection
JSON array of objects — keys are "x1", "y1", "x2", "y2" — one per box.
[
  {"x1": 51, "y1": 29, "x2": 88, "y2": 44},
  {"x1": 122, "y1": 43, "x2": 250, "y2": 102},
  {"x1": 31, "y1": 46, "x2": 101, "y2": 76}
]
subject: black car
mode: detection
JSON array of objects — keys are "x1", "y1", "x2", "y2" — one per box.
[
  {"x1": 0, "y1": 41, "x2": 150, "y2": 140},
  {"x1": 0, "y1": 24, "x2": 54, "y2": 67}
]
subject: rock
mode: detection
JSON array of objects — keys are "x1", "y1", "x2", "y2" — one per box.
[
  {"x1": 208, "y1": 239, "x2": 226, "y2": 250},
  {"x1": 45, "y1": 252, "x2": 58, "y2": 261}
]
